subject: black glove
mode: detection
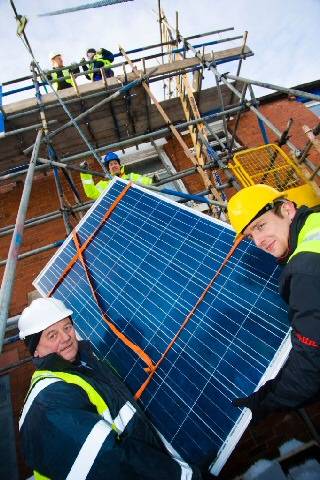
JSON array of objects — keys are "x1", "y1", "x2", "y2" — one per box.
[
  {"x1": 232, "y1": 395, "x2": 255, "y2": 409},
  {"x1": 232, "y1": 390, "x2": 272, "y2": 424},
  {"x1": 80, "y1": 160, "x2": 89, "y2": 170}
]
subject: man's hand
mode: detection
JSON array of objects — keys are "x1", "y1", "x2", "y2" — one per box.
[
  {"x1": 232, "y1": 396, "x2": 254, "y2": 409},
  {"x1": 232, "y1": 387, "x2": 272, "y2": 424},
  {"x1": 80, "y1": 161, "x2": 89, "y2": 171}
]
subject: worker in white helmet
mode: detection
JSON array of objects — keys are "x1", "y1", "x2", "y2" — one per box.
[
  {"x1": 18, "y1": 297, "x2": 201, "y2": 480},
  {"x1": 47, "y1": 51, "x2": 79, "y2": 91}
]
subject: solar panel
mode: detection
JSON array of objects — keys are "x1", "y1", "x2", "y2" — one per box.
[{"x1": 34, "y1": 178, "x2": 291, "y2": 474}]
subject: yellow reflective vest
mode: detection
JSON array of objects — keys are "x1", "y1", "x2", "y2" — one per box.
[
  {"x1": 288, "y1": 212, "x2": 320, "y2": 261},
  {"x1": 50, "y1": 69, "x2": 75, "y2": 91},
  {"x1": 23, "y1": 369, "x2": 136, "y2": 480},
  {"x1": 87, "y1": 53, "x2": 113, "y2": 80},
  {"x1": 80, "y1": 167, "x2": 153, "y2": 201}
]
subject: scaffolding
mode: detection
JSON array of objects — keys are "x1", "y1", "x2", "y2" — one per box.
[{"x1": 1, "y1": 2, "x2": 320, "y2": 354}]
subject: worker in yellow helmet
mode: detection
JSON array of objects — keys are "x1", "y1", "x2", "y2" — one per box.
[
  {"x1": 228, "y1": 184, "x2": 320, "y2": 422},
  {"x1": 18, "y1": 297, "x2": 201, "y2": 480}
]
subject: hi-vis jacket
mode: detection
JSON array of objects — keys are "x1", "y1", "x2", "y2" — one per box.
[
  {"x1": 80, "y1": 167, "x2": 153, "y2": 201},
  {"x1": 47, "y1": 66, "x2": 80, "y2": 91},
  {"x1": 239, "y1": 207, "x2": 320, "y2": 421},
  {"x1": 83, "y1": 48, "x2": 114, "y2": 81},
  {"x1": 19, "y1": 341, "x2": 200, "y2": 480}
]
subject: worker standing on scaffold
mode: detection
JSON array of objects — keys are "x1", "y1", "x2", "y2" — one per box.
[
  {"x1": 228, "y1": 184, "x2": 320, "y2": 422},
  {"x1": 80, "y1": 151, "x2": 153, "y2": 201},
  {"x1": 81, "y1": 47, "x2": 115, "y2": 81},
  {"x1": 47, "y1": 51, "x2": 80, "y2": 91},
  {"x1": 18, "y1": 297, "x2": 201, "y2": 480}
]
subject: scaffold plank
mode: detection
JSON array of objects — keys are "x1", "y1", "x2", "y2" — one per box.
[{"x1": 0, "y1": 85, "x2": 235, "y2": 173}]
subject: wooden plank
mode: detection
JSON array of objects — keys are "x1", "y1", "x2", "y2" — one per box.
[
  {"x1": 0, "y1": 84, "x2": 239, "y2": 173},
  {"x1": 3, "y1": 46, "x2": 252, "y2": 116}
]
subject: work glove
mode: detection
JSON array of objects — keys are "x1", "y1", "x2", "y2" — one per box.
[
  {"x1": 232, "y1": 396, "x2": 254, "y2": 409},
  {"x1": 80, "y1": 161, "x2": 89, "y2": 170},
  {"x1": 152, "y1": 173, "x2": 160, "y2": 183},
  {"x1": 232, "y1": 380, "x2": 275, "y2": 424},
  {"x1": 80, "y1": 57, "x2": 86, "y2": 64},
  {"x1": 232, "y1": 393, "x2": 263, "y2": 424}
]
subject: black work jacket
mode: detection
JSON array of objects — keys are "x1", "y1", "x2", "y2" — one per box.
[
  {"x1": 251, "y1": 206, "x2": 320, "y2": 419},
  {"x1": 20, "y1": 341, "x2": 201, "y2": 480}
]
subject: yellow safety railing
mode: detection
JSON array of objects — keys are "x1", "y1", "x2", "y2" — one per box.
[{"x1": 229, "y1": 144, "x2": 320, "y2": 207}]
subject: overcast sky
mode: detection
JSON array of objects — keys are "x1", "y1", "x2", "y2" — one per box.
[{"x1": 1, "y1": 0, "x2": 319, "y2": 104}]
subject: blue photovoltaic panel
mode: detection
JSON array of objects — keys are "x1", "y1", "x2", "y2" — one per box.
[{"x1": 34, "y1": 178, "x2": 290, "y2": 473}]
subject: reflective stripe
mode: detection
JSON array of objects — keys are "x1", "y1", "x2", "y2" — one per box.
[
  {"x1": 304, "y1": 230, "x2": 320, "y2": 241},
  {"x1": 66, "y1": 420, "x2": 112, "y2": 480},
  {"x1": 19, "y1": 378, "x2": 62, "y2": 430},
  {"x1": 82, "y1": 179, "x2": 94, "y2": 185},
  {"x1": 289, "y1": 213, "x2": 320, "y2": 261},
  {"x1": 96, "y1": 183, "x2": 106, "y2": 193},
  {"x1": 101, "y1": 407, "x2": 113, "y2": 425},
  {"x1": 157, "y1": 430, "x2": 193, "y2": 480},
  {"x1": 23, "y1": 373, "x2": 137, "y2": 479},
  {"x1": 113, "y1": 401, "x2": 136, "y2": 433},
  {"x1": 32, "y1": 371, "x2": 109, "y2": 415}
]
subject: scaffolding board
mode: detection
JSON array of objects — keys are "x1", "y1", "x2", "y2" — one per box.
[{"x1": 34, "y1": 178, "x2": 291, "y2": 474}]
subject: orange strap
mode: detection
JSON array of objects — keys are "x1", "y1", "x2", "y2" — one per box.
[
  {"x1": 134, "y1": 234, "x2": 243, "y2": 400},
  {"x1": 48, "y1": 182, "x2": 132, "y2": 297},
  {"x1": 72, "y1": 230, "x2": 155, "y2": 372}
]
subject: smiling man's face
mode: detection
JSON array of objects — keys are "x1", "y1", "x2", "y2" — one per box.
[
  {"x1": 34, "y1": 317, "x2": 78, "y2": 362},
  {"x1": 243, "y1": 202, "x2": 296, "y2": 258}
]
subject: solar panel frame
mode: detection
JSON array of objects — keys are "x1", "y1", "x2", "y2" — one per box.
[{"x1": 34, "y1": 178, "x2": 291, "y2": 474}]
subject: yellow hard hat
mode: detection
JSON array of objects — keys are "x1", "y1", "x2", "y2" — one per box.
[{"x1": 228, "y1": 184, "x2": 284, "y2": 236}]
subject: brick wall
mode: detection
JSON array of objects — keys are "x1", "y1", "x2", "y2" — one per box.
[
  {"x1": 0, "y1": 163, "x2": 93, "y2": 479},
  {"x1": 0, "y1": 164, "x2": 94, "y2": 316},
  {"x1": 228, "y1": 98, "x2": 320, "y2": 172}
]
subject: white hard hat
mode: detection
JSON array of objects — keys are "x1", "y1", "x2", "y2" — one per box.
[
  {"x1": 49, "y1": 51, "x2": 62, "y2": 61},
  {"x1": 18, "y1": 297, "x2": 73, "y2": 339}
]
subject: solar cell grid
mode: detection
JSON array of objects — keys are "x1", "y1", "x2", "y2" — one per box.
[{"x1": 34, "y1": 178, "x2": 291, "y2": 474}]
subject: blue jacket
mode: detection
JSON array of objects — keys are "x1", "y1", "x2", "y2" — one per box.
[
  {"x1": 20, "y1": 341, "x2": 200, "y2": 479},
  {"x1": 82, "y1": 48, "x2": 114, "y2": 81}
]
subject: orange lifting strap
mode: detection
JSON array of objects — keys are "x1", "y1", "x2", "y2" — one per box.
[
  {"x1": 48, "y1": 181, "x2": 156, "y2": 371},
  {"x1": 134, "y1": 234, "x2": 243, "y2": 400},
  {"x1": 72, "y1": 230, "x2": 156, "y2": 372},
  {"x1": 49, "y1": 181, "x2": 132, "y2": 297}
]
